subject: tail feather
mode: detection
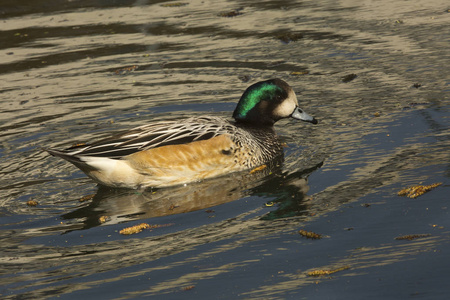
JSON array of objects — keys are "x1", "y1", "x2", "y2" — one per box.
[
  {"x1": 45, "y1": 148, "x2": 119, "y2": 175},
  {"x1": 45, "y1": 147, "x2": 134, "y2": 187},
  {"x1": 44, "y1": 148, "x2": 84, "y2": 165}
]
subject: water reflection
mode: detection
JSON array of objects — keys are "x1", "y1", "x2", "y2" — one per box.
[
  {"x1": 58, "y1": 160, "x2": 323, "y2": 232},
  {"x1": 1, "y1": 0, "x2": 449, "y2": 297}
]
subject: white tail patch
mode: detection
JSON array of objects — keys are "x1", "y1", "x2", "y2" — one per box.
[
  {"x1": 80, "y1": 156, "x2": 119, "y2": 174},
  {"x1": 78, "y1": 156, "x2": 143, "y2": 188}
]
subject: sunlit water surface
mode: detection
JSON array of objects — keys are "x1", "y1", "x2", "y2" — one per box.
[{"x1": 1, "y1": 0, "x2": 449, "y2": 299}]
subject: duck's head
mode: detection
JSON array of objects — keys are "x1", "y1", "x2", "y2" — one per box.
[{"x1": 233, "y1": 78, "x2": 318, "y2": 126}]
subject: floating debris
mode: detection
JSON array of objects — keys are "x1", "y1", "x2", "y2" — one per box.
[
  {"x1": 79, "y1": 194, "x2": 95, "y2": 202},
  {"x1": 99, "y1": 216, "x2": 110, "y2": 224},
  {"x1": 119, "y1": 223, "x2": 174, "y2": 235},
  {"x1": 119, "y1": 223, "x2": 150, "y2": 235},
  {"x1": 250, "y1": 164, "x2": 267, "y2": 174},
  {"x1": 398, "y1": 183, "x2": 442, "y2": 198},
  {"x1": 395, "y1": 234, "x2": 431, "y2": 241},
  {"x1": 160, "y1": 2, "x2": 188, "y2": 7},
  {"x1": 205, "y1": 209, "x2": 215, "y2": 213},
  {"x1": 341, "y1": 73, "x2": 357, "y2": 83},
  {"x1": 307, "y1": 266, "x2": 350, "y2": 277},
  {"x1": 432, "y1": 224, "x2": 444, "y2": 229},
  {"x1": 373, "y1": 112, "x2": 380, "y2": 117},
  {"x1": 412, "y1": 83, "x2": 422, "y2": 88},
  {"x1": 114, "y1": 65, "x2": 139, "y2": 75},
  {"x1": 14, "y1": 33, "x2": 28, "y2": 38},
  {"x1": 299, "y1": 229, "x2": 322, "y2": 239},
  {"x1": 182, "y1": 285, "x2": 195, "y2": 291},
  {"x1": 26, "y1": 200, "x2": 38, "y2": 207},
  {"x1": 218, "y1": 10, "x2": 243, "y2": 17}
]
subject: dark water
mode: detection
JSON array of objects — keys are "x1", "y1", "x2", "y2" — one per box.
[{"x1": 1, "y1": 0, "x2": 449, "y2": 298}]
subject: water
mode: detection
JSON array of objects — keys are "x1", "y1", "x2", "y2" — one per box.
[{"x1": 1, "y1": 0, "x2": 449, "y2": 298}]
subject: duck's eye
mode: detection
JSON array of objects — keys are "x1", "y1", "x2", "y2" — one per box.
[{"x1": 275, "y1": 94, "x2": 282, "y2": 101}]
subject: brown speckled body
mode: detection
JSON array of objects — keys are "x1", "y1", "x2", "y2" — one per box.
[
  {"x1": 103, "y1": 123, "x2": 281, "y2": 188},
  {"x1": 126, "y1": 135, "x2": 241, "y2": 187}
]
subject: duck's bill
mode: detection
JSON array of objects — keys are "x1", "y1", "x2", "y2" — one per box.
[{"x1": 291, "y1": 107, "x2": 318, "y2": 124}]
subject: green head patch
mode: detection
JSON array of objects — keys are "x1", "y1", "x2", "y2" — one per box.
[{"x1": 233, "y1": 81, "x2": 283, "y2": 121}]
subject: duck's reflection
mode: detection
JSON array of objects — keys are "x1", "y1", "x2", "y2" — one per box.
[
  {"x1": 61, "y1": 160, "x2": 323, "y2": 231},
  {"x1": 255, "y1": 162, "x2": 322, "y2": 220}
]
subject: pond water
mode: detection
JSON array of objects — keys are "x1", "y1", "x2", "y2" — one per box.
[{"x1": 1, "y1": 0, "x2": 449, "y2": 299}]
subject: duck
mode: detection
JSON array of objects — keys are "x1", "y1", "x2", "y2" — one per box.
[{"x1": 46, "y1": 78, "x2": 318, "y2": 189}]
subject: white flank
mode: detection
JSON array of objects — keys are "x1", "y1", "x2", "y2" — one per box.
[{"x1": 79, "y1": 156, "x2": 141, "y2": 188}]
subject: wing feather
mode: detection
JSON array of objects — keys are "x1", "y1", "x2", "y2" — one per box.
[{"x1": 61, "y1": 117, "x2": 235, "y2": 159}]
